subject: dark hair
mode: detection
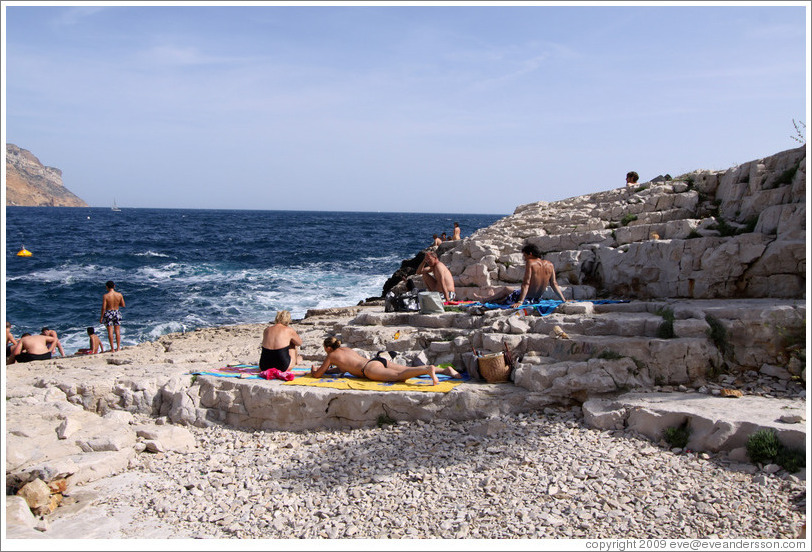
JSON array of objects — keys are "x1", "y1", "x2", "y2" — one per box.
[
  {"x1": 21, "y1": 333, "x2": 31, "y2": 338},
  {"x1": 323, "y1": 336, "x2": 342, "y2": 350},
  {"x1": 41, "y1": 327, "x2": 49, "y2": 333},
  {"x1": 521, "y1": 243, "x2": 542, "y2": 258},
  {"x1": 626, "y1": 171, "x2": 639, "y2": 183},
  {"x1": 87, "y1": 327, "x2": 95, "y2": 335},
  {"x1": 106, "y1": 280, "x2": 115, "y2": 289}
]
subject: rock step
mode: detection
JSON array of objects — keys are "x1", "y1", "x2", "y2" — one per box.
[
  {"x1": 583, "y1": 392, "x2": 806, "y2": 454},
  {"x1": 183, "y1": 375, "x2": 557, "y2": 432}
]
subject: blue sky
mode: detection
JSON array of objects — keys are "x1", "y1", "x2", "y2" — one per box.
[{"x1": 2, "y1": 2, "x2": 808, "y2": 214}]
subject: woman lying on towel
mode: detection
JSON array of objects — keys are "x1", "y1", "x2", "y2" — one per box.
[{"x1": 312, "y1": 336, "x2": 462, "y2": 386}]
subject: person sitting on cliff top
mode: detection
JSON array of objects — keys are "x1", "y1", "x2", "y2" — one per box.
[
  {"x1": 432, "y1": 234, "x2": 442, "y2": 247},
  {"x1": 452, "y1": 222, "x2": 461, "y2": 240},
  {"x1": 311, "y1": 336, "x2": 462, "y2": 385},
  {"x1": 626, "y1": 171, "x2": 639, "y2": 187},
  {"x1": 481, "y1": 243, "x2": 569, "y2": 308},
  {"x1": 259, "y1": 310, "x2": 304, "y2": 372},
  {"x1": 41, "y1": 327, "x2": 65, "y2": 357},
  {"x1": 11, "y1": 332, "x2": 58, "y2": 363},
  {"x1": 416, "y1": 250, "x2": 456, "y2": 302},
  {"x1": 77, "y1": 327, "x2": 105, "y2": 355}
]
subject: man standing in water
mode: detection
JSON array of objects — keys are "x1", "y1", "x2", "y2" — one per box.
[{"x1": 100, "y1": 280, "x2": 125, "y2": 352}]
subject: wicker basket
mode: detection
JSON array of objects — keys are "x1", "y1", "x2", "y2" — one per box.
[{"x1": 477, "y1": 352, "x2": 510, "y2": 383}]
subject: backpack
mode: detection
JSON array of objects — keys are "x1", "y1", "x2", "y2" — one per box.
[{"x1": 385, "y1": 290, "x2": 420, "y2": 312}]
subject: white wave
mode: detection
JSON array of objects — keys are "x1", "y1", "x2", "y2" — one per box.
[
  {"x1": 134, "y1": 251, "x2": 172, "y2": 258},
  {"x1": 7, "y1": 264, "x2": 105, "y2": 284}
]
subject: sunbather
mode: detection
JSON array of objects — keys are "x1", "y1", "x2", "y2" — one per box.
[
  {"x1": 481, "y1": 242, "x2": 569, "y2": 308},
  {"x1": 259, "y1": 310, "x2": 304, "y2": 371},
  {"x1": 311, "y1": 336, "x2": 462, "y2": 385}
]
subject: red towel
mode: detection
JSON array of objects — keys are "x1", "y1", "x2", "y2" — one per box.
[{"x1": 260, "y1": 368, "x2": 295, "y2": 381}]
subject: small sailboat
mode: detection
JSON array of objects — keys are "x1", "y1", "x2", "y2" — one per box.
[{"x1": 111, "y1": 198, "x2": 121, "y2": 212}]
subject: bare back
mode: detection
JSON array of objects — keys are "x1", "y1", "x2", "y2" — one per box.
[
  {"x1": 525, "y1": 258, "x2": 557, "y2": 298},
  {"x1": 261, "y1": 324, "x2": 302, "y2": 350},
  {"x1": 103, "y1": 290, "x2": 125, "y2": 311},
  {"x1": 320, "y1": 347, "x2": 368, "y2": 378},
  {"x1": 18, "y1": 334, "x2": 55, "y2": 355}
]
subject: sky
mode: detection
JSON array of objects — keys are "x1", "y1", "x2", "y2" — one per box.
[{"x1": 2, "y1": 1, "x2": 809, "y2": 214}]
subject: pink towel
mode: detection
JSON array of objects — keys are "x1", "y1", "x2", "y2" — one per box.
[{"x1": 260, "y1": 368, "x2": 295, "y2": 381}]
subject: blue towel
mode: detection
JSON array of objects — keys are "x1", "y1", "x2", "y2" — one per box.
[{"x1": 468, "y1": 299, "x2": 629, "y2": 316}]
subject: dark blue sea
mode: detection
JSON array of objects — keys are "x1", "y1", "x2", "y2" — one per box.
[{"x1": 4, "y1": 207, "x2": 503, "y2": 354}]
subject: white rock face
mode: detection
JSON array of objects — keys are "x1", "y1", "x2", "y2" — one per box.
[{"x1": 438, "y1": 146, "x2": 805, "y2": 301}]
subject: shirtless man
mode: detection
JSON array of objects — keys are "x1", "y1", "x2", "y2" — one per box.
[
  {"x1": 484, "y1": 243, "x2": 569, "y2": 308},
  {"x1": 311, "y1": 336, "x2": 462, "y2": 385},
  {"x1": 41, "y1": 327, "x2": 65, "y2": 357},
  {"x1": 452, "y1": 222, "x2": 461, "y2": 240},
  {"x1": 11, "y1": 332, "x2": 57, "y2": 363},
  {"x1": 6, "y1": 322, "x2": 18, "y2": 364},
  {"x1": 432, "y1": 234, "x2": 442, "y2": 247},
  {"x1": 416, "y1": 251, "x2": 456, "y2": 301},
  {"x1": 626, "y1": 171, "x2": 639, "y2": 187},
  {"x1": 100, "y1": 280, "x2": 126, "y2": 352},
  {"x1": 259, "y1": 310, "x2": 304, "y2": 371},
  {"x1": 87, "y1": 327, "x2": 104, "y2": 354}
]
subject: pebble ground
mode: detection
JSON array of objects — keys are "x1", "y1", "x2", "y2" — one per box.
[{"x1": 103, "y1": 408, "x2": 806, "y2": 540}]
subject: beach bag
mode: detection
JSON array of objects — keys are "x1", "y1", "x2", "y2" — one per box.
[
  {"x1": 418, "y1": 291, "x2": 445, "y2": 314},
  {"x1": 386, "y1": 290, "x2": 419, "y2": 312},
  {"x1": 475, "y1": 342, "x2": 516, "y2": 383},
  {"x1": 463, "y1": 351, "x2": 483, "y2": 382}
]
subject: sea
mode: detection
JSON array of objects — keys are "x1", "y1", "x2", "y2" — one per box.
[{"x1": 4, "y1": 207, "x2": 503, "y2": 354}]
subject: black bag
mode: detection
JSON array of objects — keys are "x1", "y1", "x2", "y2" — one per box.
[{"x1": 385, "y1": 290, "x2": 419, "y2": 312}]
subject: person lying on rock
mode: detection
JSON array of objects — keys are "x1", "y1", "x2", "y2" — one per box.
[
  {"x1": 259, "y1": 310, "x2": 304, "y2": 372},
  {"x1": 312, "y1": 336, "x2": 462, "y2": 385},
  {"x1": 482, "y1": 242, "x2": 569, "y2": 308}
]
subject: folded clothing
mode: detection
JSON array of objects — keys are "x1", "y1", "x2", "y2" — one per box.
[{"x1": 261, "y1": 368, "x2": 295, "y2": 381}]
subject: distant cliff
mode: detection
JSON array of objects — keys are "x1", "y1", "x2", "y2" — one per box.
[{"x1": 5, "y1": 144, "x2": 88, "y2": 207}]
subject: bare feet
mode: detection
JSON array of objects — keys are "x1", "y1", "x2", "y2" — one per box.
[
  {"x1": 428, "y1": 365, "x2": 439, "y2": 385},
  {"x1": 438, "y1": 365, "x2": 463, "y2": 379}
]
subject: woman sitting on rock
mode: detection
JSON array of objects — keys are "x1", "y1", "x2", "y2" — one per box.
[
  {"x1": 259, "y1": 310, "x2": 304, "y2": 372},
  {"x1": 312, "y1": 337, "x2": 461, "y2": 385}
]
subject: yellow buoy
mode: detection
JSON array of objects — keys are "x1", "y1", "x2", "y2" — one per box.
[{"x1": 17, "y1": 246, "x2": 32, "y2": 257}]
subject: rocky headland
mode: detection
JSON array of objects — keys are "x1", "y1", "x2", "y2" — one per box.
[
  {"x1": 4, "y1": 146, "x2": 807, "y2": 541},
  {"x1": 5, "y1": 144, "x2": 88, "y2": 207}
]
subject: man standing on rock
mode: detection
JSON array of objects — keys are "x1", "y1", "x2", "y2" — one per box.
[
  {"x1": 483, "y1": 243, "x2": 568, "y2": 308},
  {"x1": 416, "y1": 250, "x2": 456, "y2": 302},
  {"x1": 101, "y1": 280, "x2": 126, "y2": 352}
]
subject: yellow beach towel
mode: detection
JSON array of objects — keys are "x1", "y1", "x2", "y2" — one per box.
[{"x1": 283, "y1": 374, "x2": 464, "y2": 393}]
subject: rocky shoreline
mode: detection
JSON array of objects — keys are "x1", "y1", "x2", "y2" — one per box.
[
  {"x1": 4, "y1": 304, "x2": 807, "y2": 541},
  {"x1": 5, "y1": 145, "x2": 807, "y2": 543}
]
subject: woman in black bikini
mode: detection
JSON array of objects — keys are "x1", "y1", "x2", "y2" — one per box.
[{"x1": 311, "y1": 337, "x2": 462, "y2": 385}]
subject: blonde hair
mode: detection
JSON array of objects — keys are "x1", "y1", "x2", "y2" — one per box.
[
  {"x1": 274, "y1": 310, "x2": 291, "y2": 325},
  {"x1": 323, "y1": 336, "x2": 342, "y2": 350}
]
